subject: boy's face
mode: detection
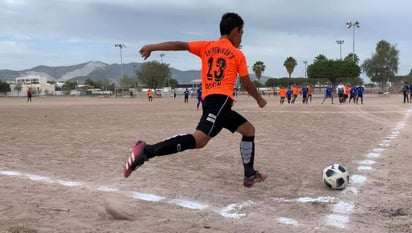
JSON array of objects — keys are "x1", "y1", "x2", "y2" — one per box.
[{"x1": 231, "y1": 27, "x2": 243, "y2": 48}]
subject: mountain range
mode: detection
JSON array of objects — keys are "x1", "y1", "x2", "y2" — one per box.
[{"x1": 0, "y1": 61, "x2": 268, "y2": 85}]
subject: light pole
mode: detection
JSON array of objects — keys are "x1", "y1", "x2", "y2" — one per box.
[
  {"x1": 115, "y1": 43, "x2": 126, "y2": 97},
  {"x1": 115, "y1": 43, "x2": 126, "y2": 79},
  {"x1": 346, "y1": 21, "x2": 360, "y2": 62},
  {"x1": 133, "y1": 64, "x2": 138, "y2": 89},
  {"x1": 303, "y1": 60, "x2": 308, "y2": 78},
  {"x1": 160, "y1": 53, "x2": 165, "y2": 63},
  {"x1": 336, "y1": 40, "x2": 344, "y2": 60},
  {"x1": 160, "y1": 53, "x2": 170, "y2": 95}
]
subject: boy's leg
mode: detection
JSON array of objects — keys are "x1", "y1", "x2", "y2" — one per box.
[
  {"x1": 145, "y1": 134, "x2": 196, "y2": 158},
  {"x1": 123, "y1": 134, "x2": 197, "y2": 178},
  {"x1": 234, "y1": 118, "x2": 267, "y2": 187},
  {"x1": 125, "y1": 95, "x2": 232, "y2": 178},
  {"x1": 239, "y1": 134, "x2": 267, "y2": 187}
]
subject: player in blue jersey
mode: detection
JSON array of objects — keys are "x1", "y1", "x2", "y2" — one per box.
[
  {"x1": 286, "y1": 87, "x2": 293, "y2": 104},
  {"x1": 183, "y1": 88, "x2": 189, "y2": 103},
  {"x1": 301, "y1": 85, "x2": 308, "y2": 104},
  {"x1": 196, "y1": 86, "x2": 203, "y2": 110},
  {"x1": 402, "y1": 83, "x2": 409, "y2": 103},
  {"x1": 408, "y1": 84, "x2": 412, "y2": 103},
  {"x1": 321, "y1": 84, "x2": 334, "y2": 104},
  {"x1": 349, "y1": 84, "x2": 357, "y2": 104},
  {"x1": 356, "y1": 83, "x2": 365, "y2": 104}
]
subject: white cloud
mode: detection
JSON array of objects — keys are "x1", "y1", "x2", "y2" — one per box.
[{"x1": 0, "y1": 0, "x2": 411, "y2": 78}]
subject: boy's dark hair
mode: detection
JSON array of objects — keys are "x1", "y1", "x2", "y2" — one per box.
[{"x1": 220, "y1": 12, "x2": 244, "y2": 36}]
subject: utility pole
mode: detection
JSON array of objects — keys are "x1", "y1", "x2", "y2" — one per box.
[
  {"x1": 160, "y1": 53, "x2": 170, "y2": 96},
  {"x1": 346, "y1": 21, "x2": 360, "y2": 62},
  {"x1": 336, "y1": 40, "x2": 344, "y2": 60},
  {"x1": 115, "y1": 43, "x2": 126, "y2": 97},
  {"x1": 303, "y1": 60, "x2": 308, "y2": 78}
]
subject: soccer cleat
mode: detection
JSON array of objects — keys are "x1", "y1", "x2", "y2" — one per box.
[
  {"x1": 123, "y1": 141, "x2": 147, "y2": 178},
  {"x1": 243, "y1": 171, "x2": 267, "y2": 188}
]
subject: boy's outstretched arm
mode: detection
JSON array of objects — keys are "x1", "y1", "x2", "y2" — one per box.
[
  {"x1": 240, "y1": 75, "x2": 267, "y2": 108},
  {"x1": 139, "y1": 41, "x2": 189, "y2": 60}
]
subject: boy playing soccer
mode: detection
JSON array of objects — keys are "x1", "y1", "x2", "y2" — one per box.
[{"x1": 124, "y1": 12, "x2": 267, "y2": 187}]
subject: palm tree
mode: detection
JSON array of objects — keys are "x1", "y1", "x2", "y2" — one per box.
[
  {"x1": 283, "y1": 57, "x2": 297, "y2": 78},
  {"x1": 252, "y1": 61, "x2": 266, "y2": 84}
]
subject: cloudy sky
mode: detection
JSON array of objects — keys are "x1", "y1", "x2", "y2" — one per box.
[{"x1": 1, "y1": 0, "x2": 411, "y2": 80}]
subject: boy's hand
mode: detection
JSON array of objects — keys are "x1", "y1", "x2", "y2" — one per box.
[
  {"x1": 139, "y1": 45, "x2": 152, "y2": 60},
  {"x1": 257, "y1": 98, "x2": 267, "y2": 108}
]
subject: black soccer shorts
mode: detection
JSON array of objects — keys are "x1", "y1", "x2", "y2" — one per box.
[{"x1": 196, "y1": 94, "x2": 247, "y2": 137}]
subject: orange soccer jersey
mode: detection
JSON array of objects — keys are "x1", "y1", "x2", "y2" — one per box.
[
  {"x1": 292, "y1": 86, "x2": 301, "y2": 96},
  {"x1": 188, "y1": 38, "x2": 248, "y2": 100},
  {"x1": 279, "y1": 88, "x2": 287, "y2": 97},
  {"x1": 344, "y1": 85, "x2": 350, "y2": 95},
  {"x1": 308, "y1": 86, "x2": 314, "y2": 95}
]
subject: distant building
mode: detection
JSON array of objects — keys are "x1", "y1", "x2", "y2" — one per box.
[
  {"x1": 16, "y1": 75, "x2": 47, "y2": 85},
  {"x1": 7, "y1": 74, "x2": 55, "y2": 96}
]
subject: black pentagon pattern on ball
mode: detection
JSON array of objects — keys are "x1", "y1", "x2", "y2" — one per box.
[
  {"x1": 325, "y1": 169, "x2": 336, "y2": 177},
  {"x1": 336, "y1": 177, "x2": 345, "y2": 188},
  {"x1": 338, "y1": 165, "x2": 347, "y2": 173}
]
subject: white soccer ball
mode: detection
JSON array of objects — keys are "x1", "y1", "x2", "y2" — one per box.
[{"x1": 322, "y1": 164, "x2": 350, "y2": 190}]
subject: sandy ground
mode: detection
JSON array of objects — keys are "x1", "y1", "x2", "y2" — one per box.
[{"x1": 0, "y1": 93, "x2": 411, "y2": 233}]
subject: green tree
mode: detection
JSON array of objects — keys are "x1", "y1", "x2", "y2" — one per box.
[
  {"x1": 98, "y1": 79, "x2": 112, "y2": 91},
  {"x1": 120, "y1": 75, "x2": 136, "y2": 89},
  {"x1": 283, "y1": 57, "x2": 297, "y2": 78},
  {"x1": 14, "y1": 82, "x2": 22, "y2": 96},
  {"x1": 252, "y1": 61, "x2": 265, "y2": 83},
  {"x1": 167, "y1": 78, "x2": 179, "y2": 89},
  {"x1": 252, "y1": 80, "x2": 263, "y2": 88},
  {"x1": 307, "y1": 57, "x2": 361, "y2": 87},
  {"x1": 137, "y1": 61, "x2": 170, "y2": 90},
  {"x1": 265, "y1": 78, "x2": 277, "y2": 88},
  {"x1": 0, "y1": 81, "x2": 11, "y2": 95},
  {"x1": 84, "y1": 79, "x2": 98, "y2": 88},
  {"x1": 362, "y1": 40, "x2": 399, "y2": 91},
  {"x1": 109, "y1": 83, "x2": 116, "y2": 92},
  {"x1": 315, "y1": 54, "x2": 328, "y2": 62},
  {"x1": 344, "y1": 53, "x2": 360, "y2": 64},
  {"x1": 63, "y1": 81, "x2": 77, "y2": 90},
  {"x1": 264, "y1": 77, "x2": 315, "y2": 88}
]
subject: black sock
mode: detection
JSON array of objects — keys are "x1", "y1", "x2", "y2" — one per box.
[
  {"x1": 240, "y1": 136, "x2": 255, "y2": 177},
  {"x1": 144, "y1": 134, "x2": 196, "y2": 158}
]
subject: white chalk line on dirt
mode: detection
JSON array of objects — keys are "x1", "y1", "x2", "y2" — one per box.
[
  {"x1": 1, "y1": 168, "x2": 344, "y2": 225},
  {"x1": 324, "y1": 107, "x2": 412, "y2": 229},
  {"x1": 0, "y1": 170, "x2": 263, "y2": 219}
]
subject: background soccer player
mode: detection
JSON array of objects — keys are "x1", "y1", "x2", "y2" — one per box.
[{"x1": 321, "y1": 84, "x2": 334, "y2": 104}]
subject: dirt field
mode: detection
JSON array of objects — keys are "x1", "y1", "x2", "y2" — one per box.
[{"x1": 1, "y1": 93, "x2": 411, "y2": 233}]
